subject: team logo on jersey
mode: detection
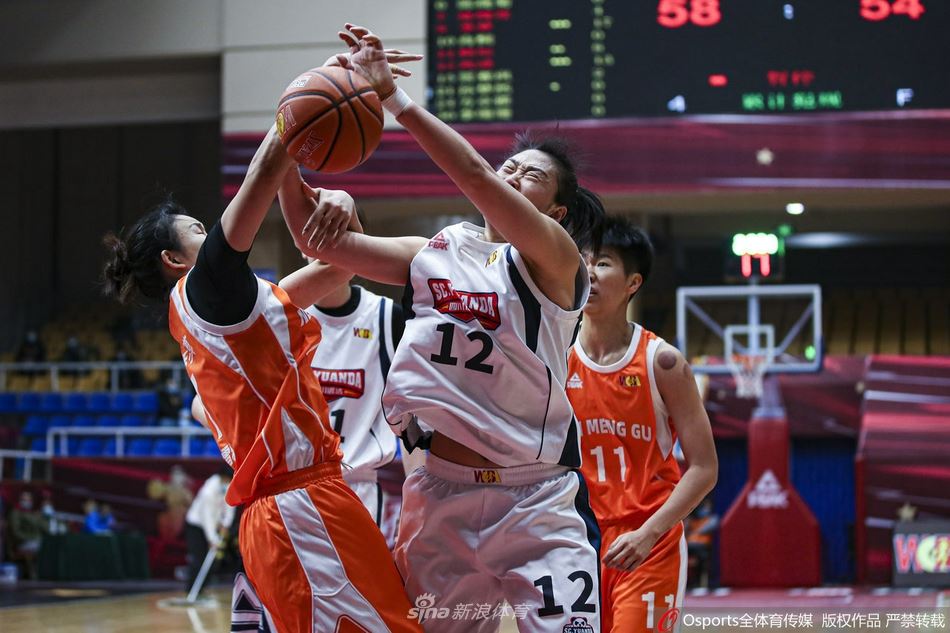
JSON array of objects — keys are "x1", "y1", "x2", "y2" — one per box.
[
  {"x1": 181, "y1": 335, "x2": 195, "y2": 366},
  {"x1": 567, "y1": 372, "x2": 583, "y2": 389},
  {"x1": 313, "y1": 368, "x2": 365, "y2": 401},
  {"x1": 352, "y1": 327, "x2": 373, "y2": 339},
  {"x1": 220, "y1": 443, "x2": 235, "y2": 467},
  {"x1": 485, "y1": 249, "x2": 500, "y2": 267},
  {"x1": 428, "y1": 279, "x2": 501, "y2": 330},
  {"x1": 298, "y1": 308, "x2": 312, "y2": 325},
  {"x1": 473, "y1": 469, "x2": 501, "y2": 484},
  {"x1": 619, "y1": 374, "x2": 641, "y2": 387},
  {"x1": 748, "y1": 469, "x2": 788, "y2": 509},
  {"x1": 563, "y1": 617, "x2": 595, "y2": 633},
  {"x1": 428, "y1": 231, "x2": 449, "y2": 250}
]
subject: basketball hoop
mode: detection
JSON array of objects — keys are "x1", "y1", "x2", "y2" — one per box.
[{"x1": 729, "y1": 354, "x2": 769, "y2": 399}]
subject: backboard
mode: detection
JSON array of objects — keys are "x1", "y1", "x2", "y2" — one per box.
[{"x1": 676, "y1": 284, "x2": 823, "y2": 383}]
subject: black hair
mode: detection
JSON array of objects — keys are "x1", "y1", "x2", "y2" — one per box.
[
  {"x1": 102, "y1": 197, "x2": 187, "y2": 304},
  {"x1": 600, "y1": 215, "x2": 654, "y2": 285},
  {"x1": 510, "y1": 132, "x2": 605, "y2": 253}
]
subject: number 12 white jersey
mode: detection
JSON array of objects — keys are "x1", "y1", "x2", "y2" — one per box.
[{"x1": 382, "y1": 222, "x2": 589, "y2": 467}]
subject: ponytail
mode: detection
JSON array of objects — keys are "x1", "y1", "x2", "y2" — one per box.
[{"x1": 101, "y1": 199, "x2": 184, "y2": 304}]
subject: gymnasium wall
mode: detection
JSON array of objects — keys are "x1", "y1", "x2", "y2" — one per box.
[{"x1": 0, "y1": 123, "x2": 221, "y2": 349}]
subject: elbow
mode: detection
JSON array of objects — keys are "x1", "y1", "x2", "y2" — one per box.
[{"x1": 703, "y1": 457, "x2": 719, "y2": 495}]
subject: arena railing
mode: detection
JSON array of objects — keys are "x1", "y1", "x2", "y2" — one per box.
[
  {"x1": 46, "y1": 426, "x2": 212, "y2": 458},
  {"x1": 0, "y1": 426, "x2": 214, "y2": 482},
  {"x1": 0, "y1": 361, "x2": 184, "y2": 391}
]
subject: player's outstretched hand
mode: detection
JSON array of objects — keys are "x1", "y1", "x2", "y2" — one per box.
[
  {"x1": 602, "y1": 527, "x2": 661, "y2": 572},
  {"x1": 335, "y1": 23, "x2": 399, "y2": 99},
  {"x1": 324, "y1": 46, "x2": 421, "y2": 82},
  {"x1": 300, "y1": 186, "x2": 357, "y2": 251}
]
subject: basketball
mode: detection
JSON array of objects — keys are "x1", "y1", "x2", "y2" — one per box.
[{"x1": 275, "y1": 66, "x2": 384, "y2": 174}]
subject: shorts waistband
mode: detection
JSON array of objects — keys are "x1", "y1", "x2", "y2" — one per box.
[
  {"x1": 342, "y1": 468, "x2": 378, "y2": 484},
  {"x1": 425, "y1": 454, "x2": 570, "y2": 486},
  {"x1": 251, "y1": 461, "x2": 342, "y2": 500}
]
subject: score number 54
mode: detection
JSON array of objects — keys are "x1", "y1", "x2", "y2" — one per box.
[
  {"x1": 657, "y1": 0, "x2": 721, "y2": 28},
  {"x1": 861, "y1": 0, "x2": 924, "y2": 20}
]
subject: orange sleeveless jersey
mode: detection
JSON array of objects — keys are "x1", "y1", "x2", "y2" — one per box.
[
  {"x1": 566, "y1": 324, "x2": 680, "y2": 527},
  {"x1": 168, "y1": 275, "x2": 342, "y2": 506}
]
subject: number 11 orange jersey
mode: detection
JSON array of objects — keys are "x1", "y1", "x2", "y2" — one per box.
[{"x1": 566, "y1": 324, "x2": 680, "y2": 528}]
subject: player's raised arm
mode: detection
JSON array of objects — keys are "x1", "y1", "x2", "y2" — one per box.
[
  {"x1": 220, "y1": 124, "x2": 294, "y2": 253},
  {"x1": 340, "y1": 24, "x2": 586, "y2": 309}
]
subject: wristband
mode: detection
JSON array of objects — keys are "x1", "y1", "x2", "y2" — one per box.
[{"x1": 381, "y1": 87, "x2": 413, "y2": 117}]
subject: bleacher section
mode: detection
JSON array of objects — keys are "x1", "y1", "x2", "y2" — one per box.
[{"x1": 6, "y1": 391, "x2": 216, "y2": 459}]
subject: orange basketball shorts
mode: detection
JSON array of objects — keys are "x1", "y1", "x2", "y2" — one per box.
[
  {"x1": 601, "y1": 521, "x2": 686, "y2": 633},
  {"x1": 239, "y1": 466, "x2": 421, "y2": 633}
]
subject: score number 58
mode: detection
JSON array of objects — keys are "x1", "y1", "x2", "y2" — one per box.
[
  {"x1": 657, "y1": 0, "x2": 721, "y2": 28},
  {"x1": 860, "y1": 0, "x2": 924, "y2": 20}
]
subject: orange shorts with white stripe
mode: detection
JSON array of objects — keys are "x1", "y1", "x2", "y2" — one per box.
[
  {"x1": 239, "y1": 463, "x2": 421, "y2": 633},
  {"x1": 601, "y1": 522, "x2": 687, "y2": 633}
]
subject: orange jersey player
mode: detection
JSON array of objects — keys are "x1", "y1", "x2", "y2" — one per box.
[
  {"x1": 567, "y1": 217, "x2": 718, "y2": 633},
  {"x1": 102, "y1": 94, "x2": 421, "y2": 633}
]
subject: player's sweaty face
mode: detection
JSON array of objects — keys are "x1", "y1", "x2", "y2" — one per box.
[{"x1": 171, "y1": 215, "x2": 207, "y2": 268}]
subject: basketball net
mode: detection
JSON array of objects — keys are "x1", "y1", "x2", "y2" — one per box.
[{"x1": 730, "y1": 354, "x2": 768, "y2": 399}]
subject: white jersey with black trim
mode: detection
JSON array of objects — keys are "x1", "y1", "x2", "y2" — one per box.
[
  {"x1": 382, "y1": 222, "x2": 589, "y2": 467},
  {"x1": 306, "y1": 287, "x2": 398, "y2": 475}
]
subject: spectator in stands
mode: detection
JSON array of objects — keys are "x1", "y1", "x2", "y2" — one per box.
[
  {"x1": 60, "y1": 336, "x2": 88, "y2": 377},
  {"x1": 15, "y1": 330, "x2": 45, "y2": 376},
  {"x1": 157, "y1": 378, "x2": 184, "y2": 427},
  {"x1": 184, "y1": 466, "x2": 235, "y2": 596},
  {"x1": 113, "y1": 348, "x2": 143, "y2": 389},
  {"x1": 9, "y1": 491, "x2": 47, "y2": 579},
  {"x1": 148, "y1": 465, "x2": 194, "y2": 540},
  {"x1": 686, "y1": 497, "x2": 719, "y2": 588},
  {"x1": 39, "y1": 490, "x2": 64, "y2": 535}
]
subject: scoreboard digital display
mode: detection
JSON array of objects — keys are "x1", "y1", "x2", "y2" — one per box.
[{"x1": 427, "y1": 0, "x2": 949, "y2": 122}]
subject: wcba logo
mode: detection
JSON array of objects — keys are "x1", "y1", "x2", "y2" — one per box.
[{"x1": 407, "y1": 593, "x2": 449, "y2": 622}]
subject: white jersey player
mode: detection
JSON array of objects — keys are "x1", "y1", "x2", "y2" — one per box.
[{"x1": 283, "y1": 23, "x2": 609, "y2": 633}]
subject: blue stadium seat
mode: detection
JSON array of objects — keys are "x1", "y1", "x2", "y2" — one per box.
[
  {"x1": 133, "y1": 392, "x2": 159, "y2": 414},
  {"x1": 17, "y1": 392, "x2": 41, "y2": 412},
  {"x1": 153, "y1": 438, "x2": 182, "y2": 457},
  {"x1": 97, "y1": 415, "x2": 120, "y2": 427},
  {"x1": 30, "y1": 437, "x2": 48, "y2": 453},
  {"x1": 188, "y1": 437, "x2": 205, "y2": 456},
  {"x1": 63, "y1": 392, "x2": 89, "y2": 413},
  {"x1": 39, "y1": 393, "x2": 63, "y2": 413},
  {"x1": 204, "y1": 437, "x2": 221, "y2": 457},
  {"x1": 48, "y1": 414, "x2": 72, "y2": 430},
  {"x1": 120, "y1": 414, "x2": 144, "y2": 427},
  {"x1": 72, "y1": 415, "x2": 95, "y2": 428},
  {"x1": 53, "y1": 437, "x2": 80, "y2": 456},
  {"x1": 127, "y1": 438, "x2": 153, "y2": 457},
  {"x1": 22, "y1": 415, "x2": 48, "y2": 436},
  {"x1": 77, "y1": 438, "x2": 105, "y2": 457},
  {"x1": 88, "y1": 392, "x2": 111, "y2": 413},
  {"x1": 103, "y1": 438, "x2": 117, "y2": 457},
  {"x1": 111, "y1": 392, "x2": 134, "y2": 412},
  {"x1": 0, "y1": 392, "x2": 16, "y2": 413}
]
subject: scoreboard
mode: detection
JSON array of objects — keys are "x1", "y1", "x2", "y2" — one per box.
[{"x1": 427, "y1": 0, "x2": 949, "y2": 122}]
